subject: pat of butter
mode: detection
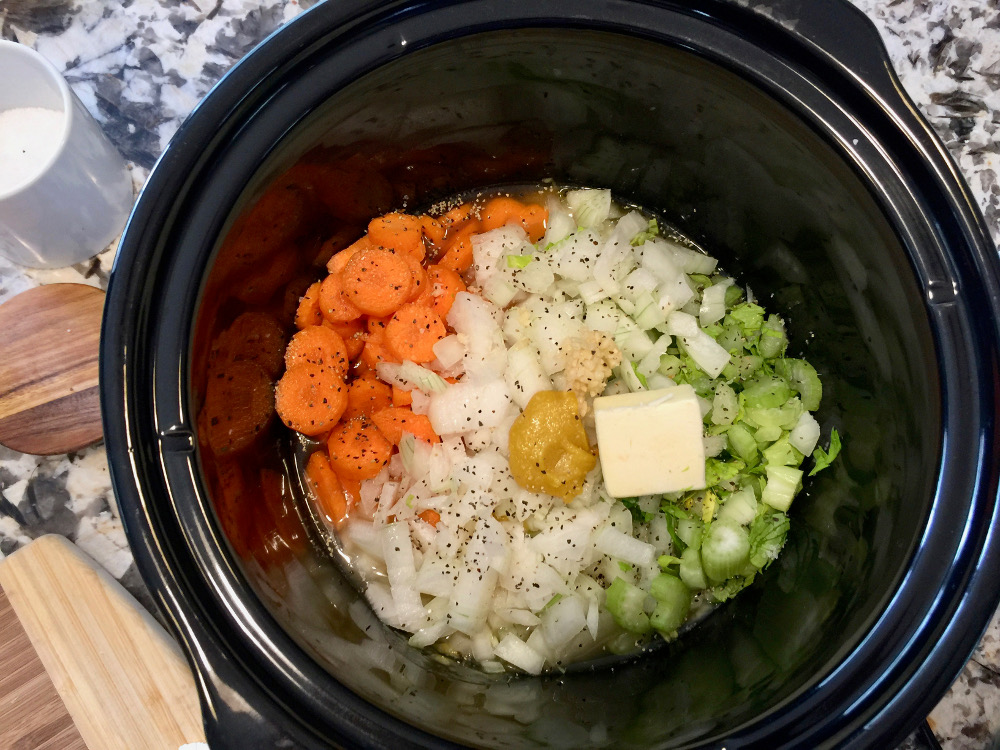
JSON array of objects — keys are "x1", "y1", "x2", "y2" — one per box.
[{"x1": 593, "y1": 384, "x2": 706, "y2": 498}]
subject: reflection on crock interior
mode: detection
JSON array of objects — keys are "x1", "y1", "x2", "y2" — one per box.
[{"x1": 189, "y1": 27, "x2": 938, "y2": 748}]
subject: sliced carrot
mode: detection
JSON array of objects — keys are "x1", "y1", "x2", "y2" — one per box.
[
  {"x1": 340, "y1": 475, "x2": 361, "y2": 512},
  {"x1": 368, "y1": 212, "x2": 425, "y2": 259},
  {"x1": 385, "y1": 303, "x2": 447, "y2": 363},
  {"x1": 418, "y1": 509, "x2": 441, "y2": 527},
  {"x1": 342, "y1": 247, "x2": 414, "y2": 317},
  {"x1": 284, "y1": 325, "x2": 350, "y2": 379},
  {"x1": 295, "y1": 281, "x2": 323, "y2": 329},
  {"x1": 327, "y1": 234, "x2": 375, "y2": 274},
  {"x1": 325, "y1": 318, "x2": 366, "y2": 360},
  {"x1": 274, "y1": 362, "x2": 347, "y2": 436},
  {"x1": 420, "y1": 215, "x2": 446, "y2": 250},
  {"x1": 479, "y1": 196, "x2": 522, "y2": 232},
  {"x1": 438, "y1": 222, "x2": 479, "y2": 272},
  {"x1": 359, "y1": 327, "x2": 400, "y2": 369},
  {"x1": 306, "y1": 451, "x2": 350, "y2": 529},
  {"x1": 391, "y1": 385, "x2": 412, "y2": 407},
  {"x1": 371, "y1": 406, "x2": 440, "y2": 444},
  {"x1": 315, "y1": 226, "x2": 362, "y2": 270},
  {"x1": 366, "y1": 315, "x2": 392, "y2": 335},
  {"x1": 439, "y1": 202, "x2": 476, "y2": 231},
  {"x1": 402, "y1": 252, "x2": 429, "y2": 302},
  {"x1": 518, "y1": 203, "x2": 548, "y2": 243},
  {"x1": 342, "y1": 374, "x2": 393, "y2": 421},
  {"x1": 416, "y1": 264, "x2": 467, "y2": 318},
  {"x1": 319, "y1": 271, "x2": 363, "y2": 323},
  {"x1": 203, "y1": 361, "x2": 276, "y2": 456},
  {"x1": 327, "y1": 418, "x2": 393, "y2": 480},
  {"x1": 480, "y1": 196, "x2": 548, "y2": 242}
]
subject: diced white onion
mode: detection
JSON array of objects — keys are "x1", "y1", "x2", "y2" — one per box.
[
  {"x1": 566, "y1": 188, "x2": 611, "y2": 228},
  {"x1": 594, "y1": 526, "x2": 655, "y2": 566},
  {"x1": 789, "y1": 411, "x2": 821, "y2": 456},
  {"x1": 494, "y1": 633, "x2": 545, "y2": 675}
]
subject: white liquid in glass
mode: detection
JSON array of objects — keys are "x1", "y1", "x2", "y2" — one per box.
[{"x1": 0, "y1": 107, "x2": 65, "y2": 195}]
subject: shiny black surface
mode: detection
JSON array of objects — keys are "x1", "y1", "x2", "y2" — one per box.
[{"x1": 101, "y1": 0, "x2": 1000, "y2": 748}]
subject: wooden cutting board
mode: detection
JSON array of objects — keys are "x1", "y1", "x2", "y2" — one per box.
[
  {"x1": 0, "y1": 284, "x2": 105, "y2": 455},
  {"x1": 0, "y1": 535, "x2": 206, "y2": 749}
]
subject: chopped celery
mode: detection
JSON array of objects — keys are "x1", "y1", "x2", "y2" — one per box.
[
  {"x1": 757, "y1": 314, "x2": 787, "y2": 358},
  {"x1": 761, "y1": 465, "x2": 803, "y2": 511},
  {"x1": 705, "y1": 458, "x2": 745, "y2": 487},
  {"x1": 742, "y1": 376, "x2": 794, "y2": 409},
  {"x1": 727, "y1": 423, "x2": 759, "y2": 464},
  {"x1": 809, "y1": 428, "x2": 842, "y2": 475},
  {"x1": 679, "y1": 546, "x2": 710, "y2": 589},
  {"x1": 710, "y1": 573, "x2": 755, "y2": 602},
  {"x1": 621, "y1": 496, "x2": 653, "y2": 524},
  {"x1": 630, "y1": 361, "x2": 649, "y2": 388},
  {"x1": 648, "y1": 574, "x2": 692, "y2": 637},
  {"x1": 722, "y1": 353, "x2": 764, "y2": 381},
  {"x1": 762, "y1": 436, "x2": 804, "y2": 468},
  {"x1": 728, "y1": 302, "x2": 765, "y2": 336},
  {"x1": 777, "y1": 358, "x2": 823, "y2": 411},
  {"x1": 506, "y1": 254, "x2": 533, "y2": 269},
  {"x1": 657, "y1": 554, "x2": 682, "y2": 569},
  {"x1": 718, "y1": 486, "x2": 757, "y2": 525},
  {"x1": 606, "y1": 577, "x2": 652, "y2": 634},
  {"x1": 711, "y1": 383, "x2": 738, "y2": 425},
  {"x1": 700, "y1": 520, "x2": 751, "y2": 583},
  {"x1": 748, "y1": 511, "x2": 790, "y2": 569},
  {"x1": 724, "y1": 284, "x2": 744, "y2": 307},
  {"x1": 658, "y1": 353, "x2": 683, "y2": 378},
  {"x1": 630, "y1": 218, "x2": 660, "y2": 246},
  {"x1": 676, "y1": 518, "x2": 704, "y2": 549},
  {"x1": 716, "y1": 322, "x2": 747, "y2": 353},
  {"x1": 745, "y1": 399, "x2": 803, "y2": 432}
]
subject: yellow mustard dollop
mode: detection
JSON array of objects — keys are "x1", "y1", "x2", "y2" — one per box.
[{"x1": 508, "y1": 390, "x2": 597, "y2": 501}]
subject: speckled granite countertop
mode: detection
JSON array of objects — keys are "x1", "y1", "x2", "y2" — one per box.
[{"x1": 0, "y1": 1, "x2": 998, "y2": 747}]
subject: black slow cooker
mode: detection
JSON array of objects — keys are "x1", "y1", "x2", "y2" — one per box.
[{"x1": 101, "y1": 0, "x2": 1000, "y2": 747}]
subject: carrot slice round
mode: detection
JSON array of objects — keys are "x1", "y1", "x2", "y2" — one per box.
[
  {"x1": 294, "y1": 281, "x2": 323, "y2": 329},
  {"x1": 438, "y1": 222, "x2": 479, "y2": 272},
  {"x1": 327, "y1": 418, "x2": 392, "y2": 480},
  {"x1": 368, "y1": 212, "x2": 425, "y2": 259},
  {"x1": 372, "y1": 406, "x2": 440, "y2": 444},
  {"x1": 479, "y1": 196, "x2": 548, "y2": 242},
  {"x1": 274, "y1": 362, "x2": 347, "y2": 436},
  {"x1": 439, "y1": 202, "x2": 476, "y2": 231},
  {"x1": 306, "y1": 451, "x2": 350, "y2": 529},
  {"x1": 385, "y1": 303, "x2": 447, "y2": 363},
  {"x1": 402, "y1": 252, "x2": 429, "y2": 302},
  {"x1": 391, "y1": 385, "x2": 412, "y2": 407},
  {"x1": 325, "y1": 318, "x2": 365, "y2": 360},
  {"x1": 284, "y1": 325, "x2": 350, "y2": 379},
  {"x1": 359, "y1": 327, "x2": 400, "y2": 369},
  {"x1": 420, "y1": 216, "x2": 446, "y2": 250},
  {"x1": 326, "y1": 235, "x2": 372, "y2": 274},
  {"x1": 319, "y1": 271, "x2": 363, "y2": 323},
  {"x1": 416, "y1": 264, "x2": 467, "y2": 318},
  {"x1": 342, "y1": 247, "x2": 413, "y2": 317},
  {"x1": 341, "y1": 374, "x2": 393, "y2": 421}
]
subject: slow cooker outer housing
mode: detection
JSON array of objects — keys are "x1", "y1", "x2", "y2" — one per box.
[{"x1": 101, "y1": 1, "x2": 1000, "y2": 748}]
